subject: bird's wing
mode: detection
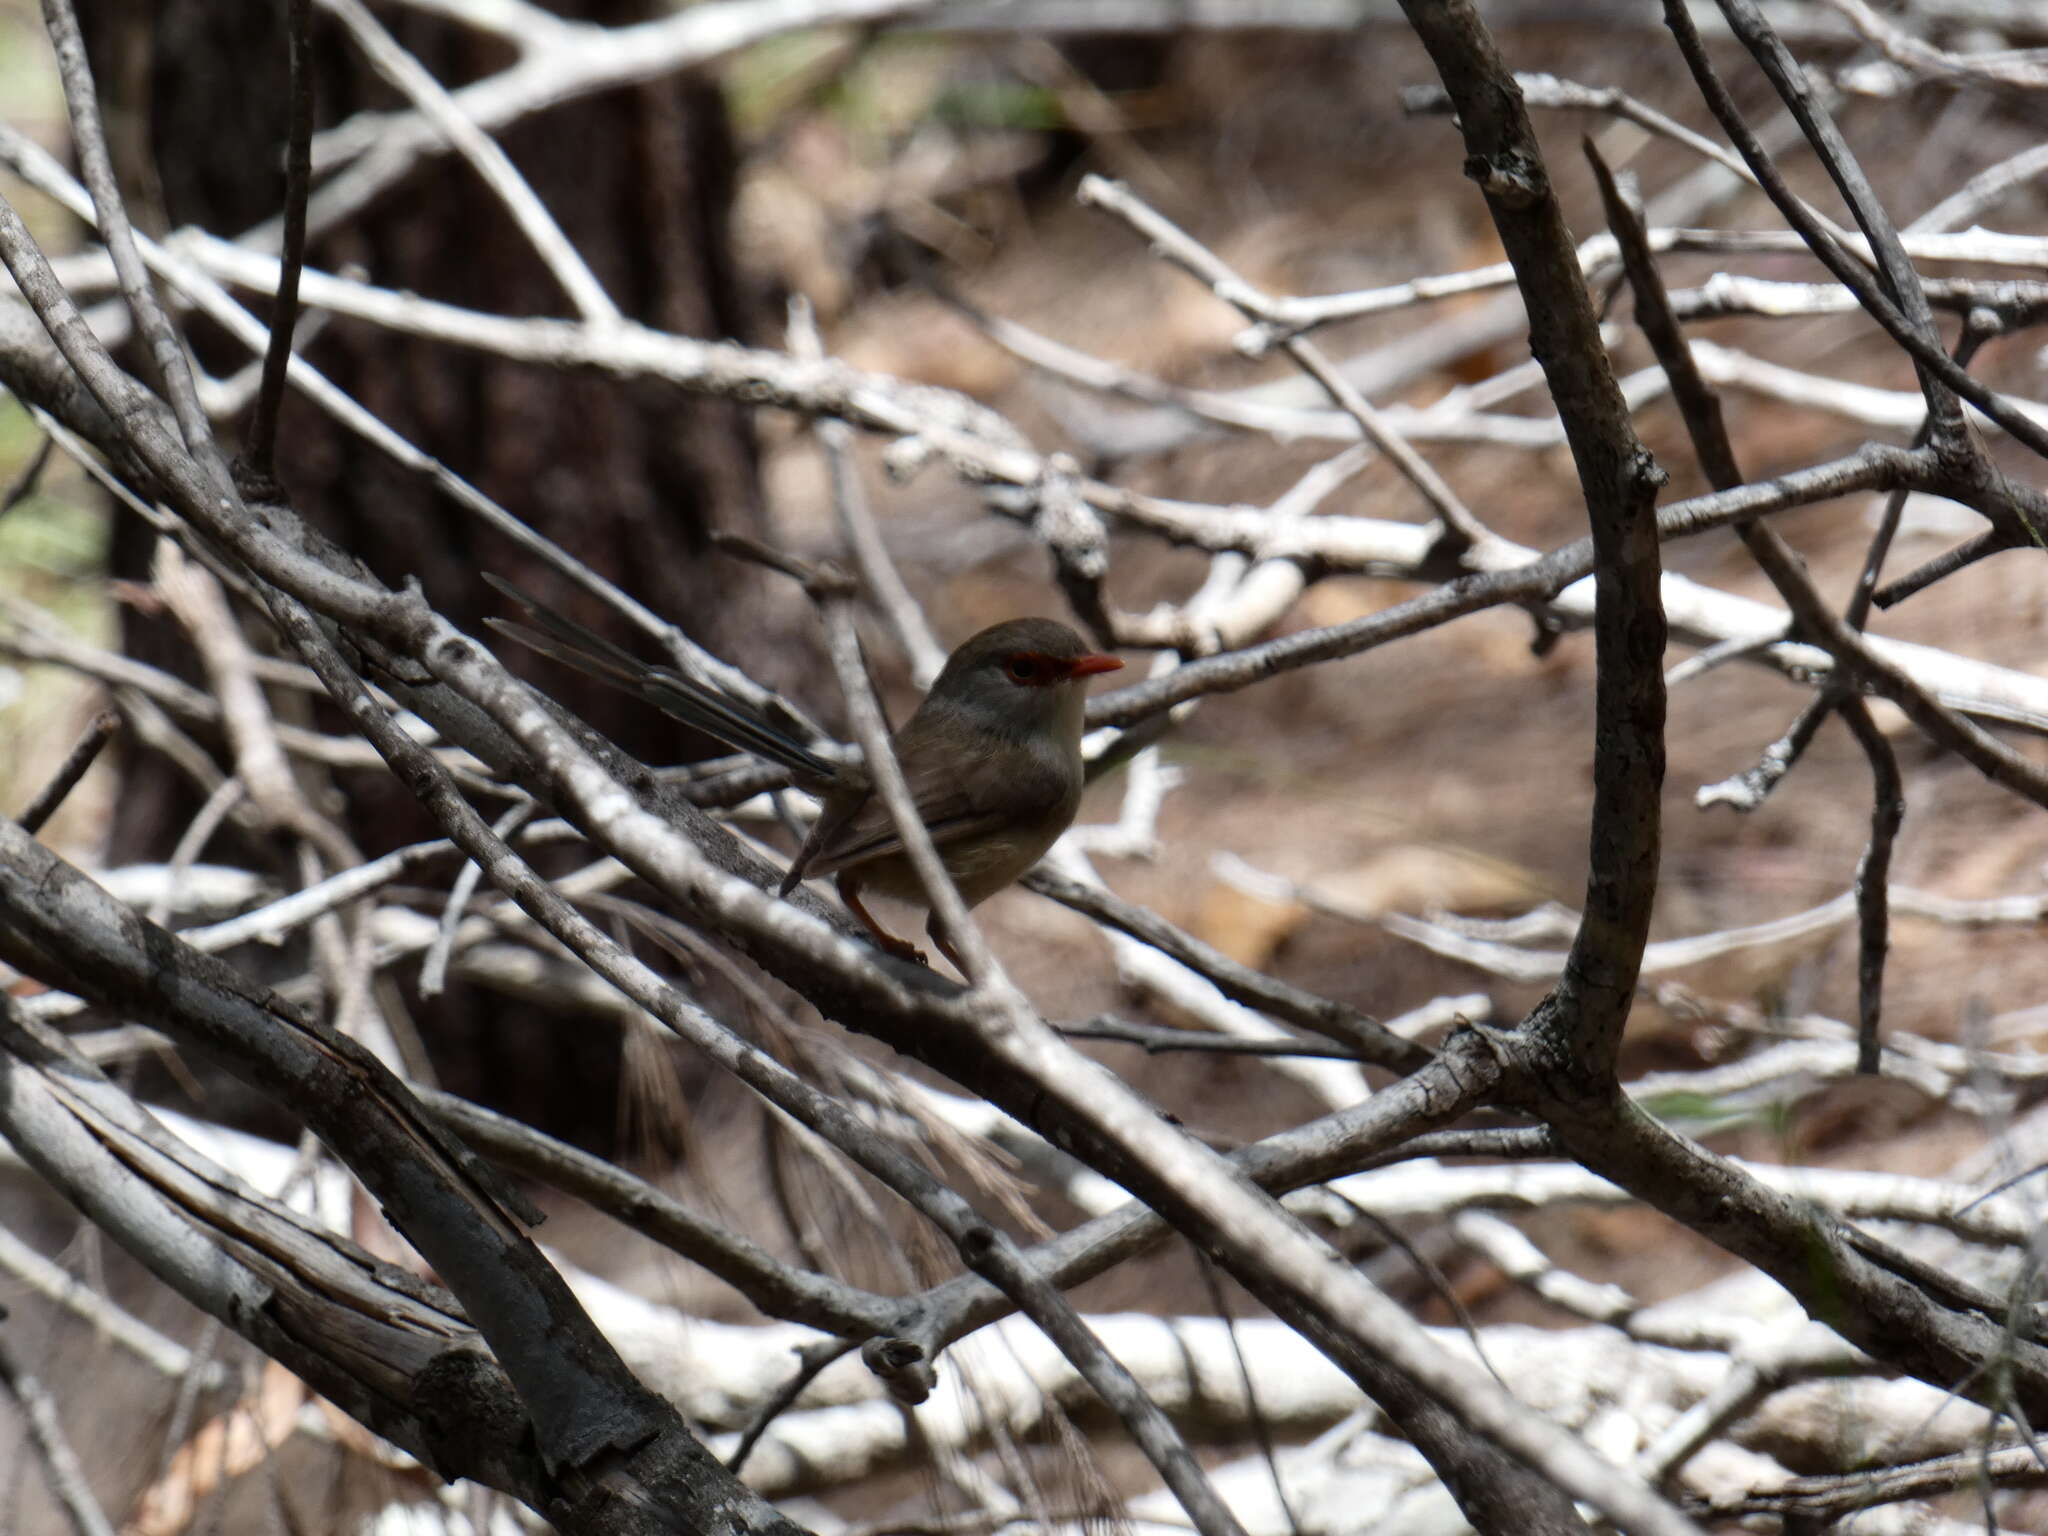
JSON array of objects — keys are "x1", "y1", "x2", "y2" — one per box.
[
  {"x1": 484, "y1": 576, "x2": 838, "y2": 783},
  {"x1": 786, "y1": 786, "x2": 1003, "y2": 884},
  {"x1": 798, "y1": 725, "x2": 1070, "y2": 881}
]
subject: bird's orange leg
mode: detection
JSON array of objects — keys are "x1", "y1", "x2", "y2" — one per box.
[{"x1": 837, "y1": 872, "x2": 928, "y2": 966}]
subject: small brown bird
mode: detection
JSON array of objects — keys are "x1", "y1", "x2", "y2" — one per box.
[{"x1": 487, "y1": 581, "x2": 1123, "y2": 968}]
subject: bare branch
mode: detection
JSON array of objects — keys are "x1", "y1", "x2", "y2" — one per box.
[
  {"x1": 423, "y1": 1088, "x2": 898, "y2": 1337},
  {"x1": 1818, "y1": 0, "x2": 2048, "y2": 89},
  {"x1": 37, "y1": 0, "x2": 229, "y2": 490},
  {"x1": 1402, "y1": 0, "x2": 1668, "y2": 1082},
  {"x1": 242, "y1": 0, "x2": 311, "y2": 481},
  {"x1": 1077, "y1": 174, "x2": 1494, "y2": 560},
  {"x1": 319, "y1": 0, "x2": 621, "y2": 325},
  {"x1": 0, "y1": 1334, "x2": 117, "y2": 1536},
  {"x1": 0, "y1": 821, "x2": 799, "y2": 1535},
  {"x1": 16, "y1": 707, "x2": 118, "y2": 834},
  {"x1": 1023, "y1": 865, "x2": 1427, "y2": 1071}
]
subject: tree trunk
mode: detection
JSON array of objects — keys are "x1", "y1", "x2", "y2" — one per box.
[{"x1": 81, "y1": 0, "x2": 796, "y2": 1146}]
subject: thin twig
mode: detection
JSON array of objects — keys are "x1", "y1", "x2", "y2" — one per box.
[
  {"x1": 420, "y1": 800, "x2": 536, "y2": 998},
  {"x1": 1060, "y1": 1016, "x2": 1367, "y2": 1059},
  {"x1": 787, "y1": 296, "x2": 946, "y2": 686},
  {"x1": 1839, "y1": 700, "x2": 1902, "y2": 1074},
  {"x1": 0, "y1": 1221, "x2": 228, "y2": 1388},
  {"x1": 423, "y1": 1088, "x2": 895, "y2": 1337},
  {"x1": 725, "y1": 1339, "x2": 857, "y2": 1474},
  {"x1": 1023, "y1": 866, "x2": 1426, "y2": 1071},
  {"x1": 242, "y1": 0, "x2": 313, "y2": 481},
  {"x1": 0, "y1": 433, "x2": 53, "y2": 516},
  {"x1": 38, "y1": 0, "x2": 231, "y2": 492},
  {"x1": 1077, "y1": 174, "x2": 1494, "y2": 561},
  {"x1": 1844, "y1": 312, "x2": 2007, "y2": 635},
  {"x1": 0, "y1": 1334, "x2": 117, "y2": 1536},
  {"x1": 1667, "y1": 0, "x2": 2048, "y2": 482},
  {"x1": 149, "y1": 777, "x2": 247, "y2": 928},
  {"x1": 319, "y1": 0, "x2": 620, "y2": 324},
  {"x1": 17, "y1": 708, "x2": 118, "y2": 834},
  {"x1": 1872, "y1": 526, "x2": 2016, "y2": 610},
  {"x1": 1694, "y1": 692, "x2": 1831, "y2": 812},
  {"x1": 1817, "y1": 0, "x2": 2048, "y2": 89}
]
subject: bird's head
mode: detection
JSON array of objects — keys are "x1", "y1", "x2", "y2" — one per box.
[{"x1": 926, "y1": 618, "x2": 1123, "y2": 747}]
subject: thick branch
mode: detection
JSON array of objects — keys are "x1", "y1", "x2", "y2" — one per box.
[
  {"x1": 1399, "y1": 0, "x2": 1667, "y2": 1084},
  {"x1": 0, "y1": 820, "x2": 801, "y2": 1536}
]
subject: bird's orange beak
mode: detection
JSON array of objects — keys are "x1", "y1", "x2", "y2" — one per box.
[{"x1": 1065, "y1": 653, "x2": 1124, "y2": 679}]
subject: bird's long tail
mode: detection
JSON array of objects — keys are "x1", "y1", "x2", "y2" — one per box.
[{"x1": 483, "y1": 575, "x2": 839, "y2": 782}]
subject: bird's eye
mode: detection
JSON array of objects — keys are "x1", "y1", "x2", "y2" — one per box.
[{"x1": 1005, "y1": 656, "x2": 1041, "y2": 684}]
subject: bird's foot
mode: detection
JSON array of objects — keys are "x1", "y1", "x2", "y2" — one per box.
[
  {"x1": 875, "y1": 933, "x2": 930, "y2": 967},
  {"x1": 839, "y1": 875, "x2": 931, "y2": 967}
]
